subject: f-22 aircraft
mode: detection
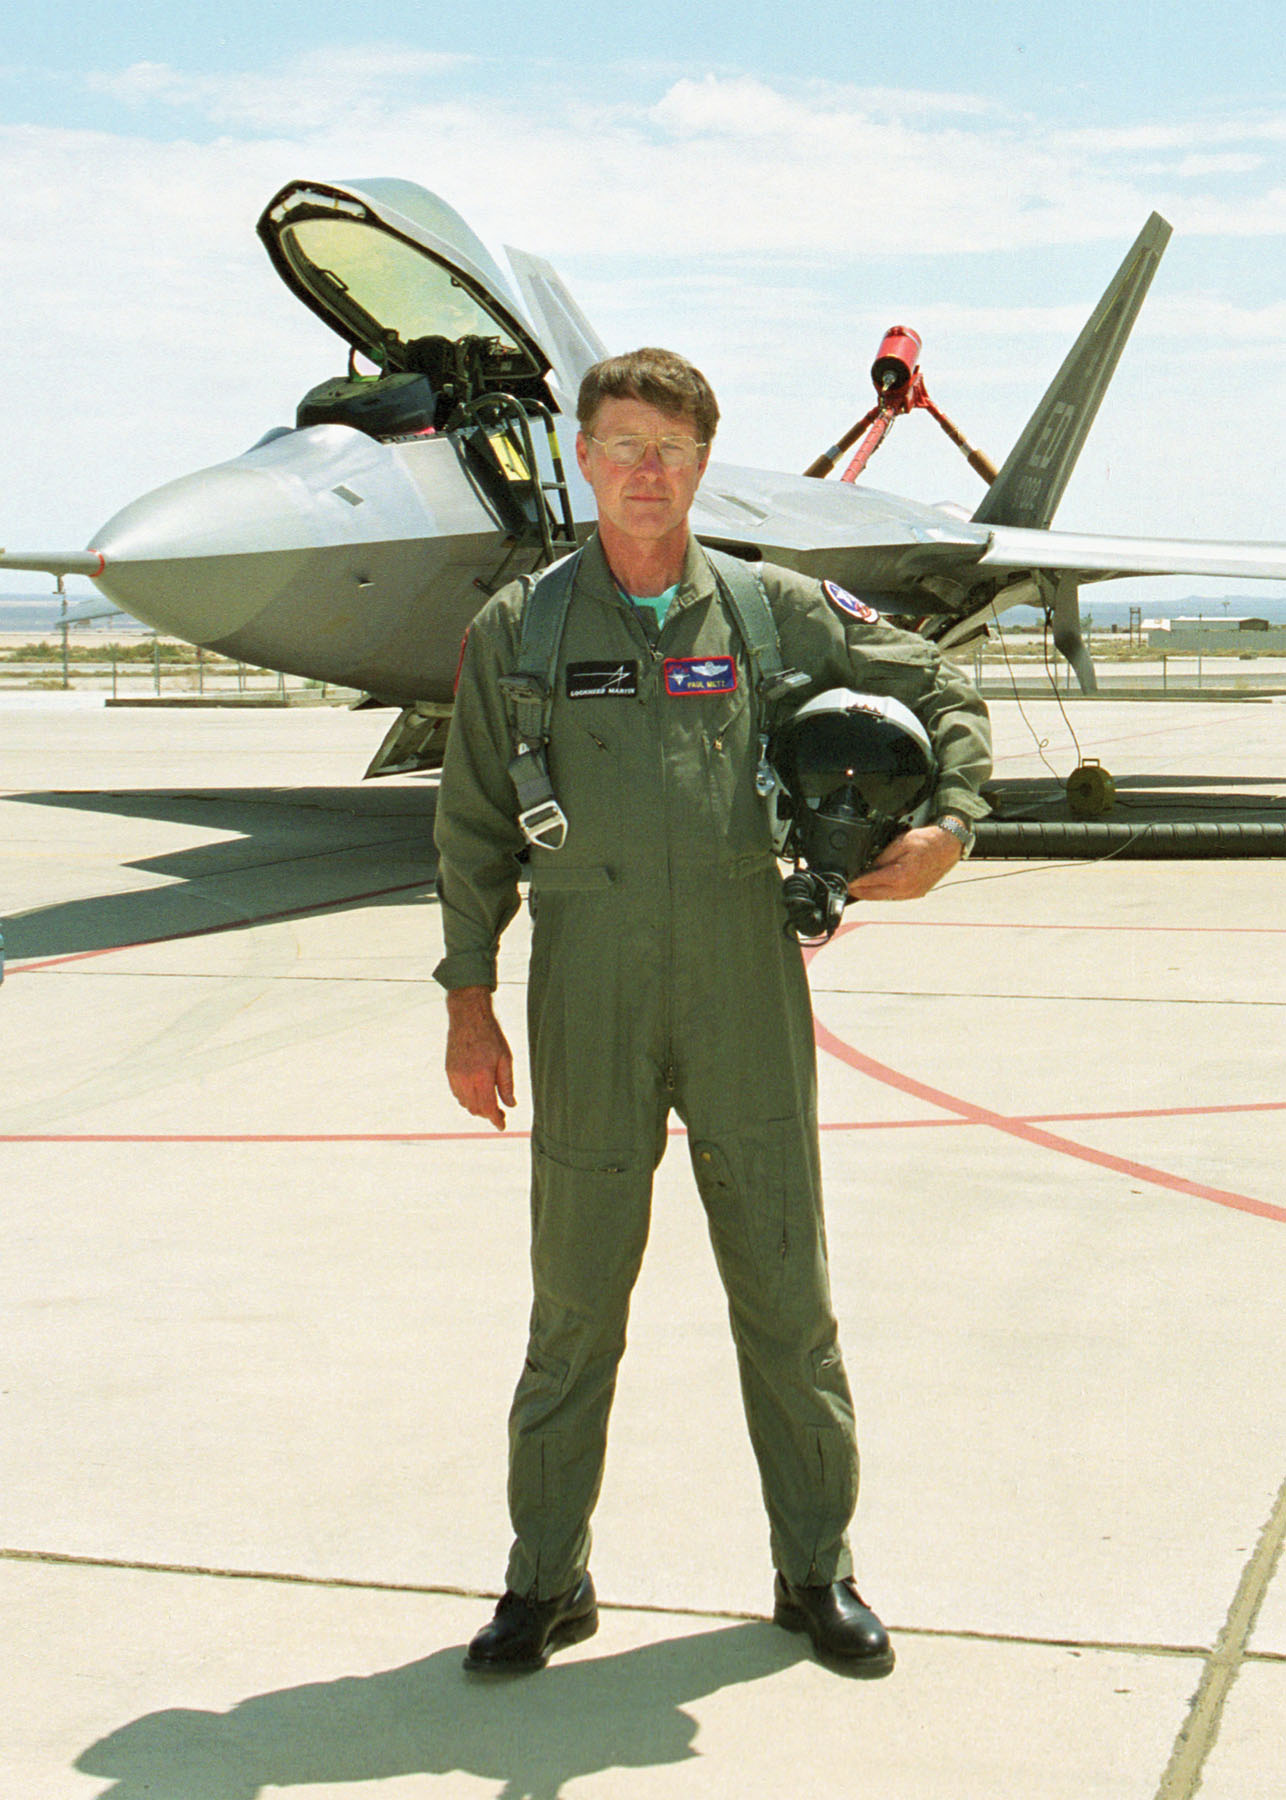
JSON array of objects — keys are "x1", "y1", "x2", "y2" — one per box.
[{"x1": 4, "y1": 177, "x2": 1285, "y2": 776}]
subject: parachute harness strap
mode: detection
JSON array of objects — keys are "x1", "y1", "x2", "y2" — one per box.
[
  {"x1": 704, "y1": 547, "x2": 809, "y2": 795},
  {"x1": 501, "y1": 545, "x2": 809, "y2": 846},
  {"x1": 499, "y1": 550, "x2": 580, "y2": 851}
]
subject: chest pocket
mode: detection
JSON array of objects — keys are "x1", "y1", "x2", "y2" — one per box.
[
  {"x1": 698, "y1": 683, "x2": 762, "y2": 838},
  {"x1": 544, "y1": 706, "x2": 623, "y2": 845}
]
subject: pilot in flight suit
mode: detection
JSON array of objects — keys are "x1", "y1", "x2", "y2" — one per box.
[{"x1": 433, "y1": 347, "x2": 990, "y2": 1673}]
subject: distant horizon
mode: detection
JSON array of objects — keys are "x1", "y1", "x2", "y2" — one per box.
[{"x1": 6, "y1": 592, "x2": 1286, "y2": 634}]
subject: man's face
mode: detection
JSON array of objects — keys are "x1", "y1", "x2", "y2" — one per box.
[{"x1": 575, "y1": 396, "x2": 711, "y2": 550}]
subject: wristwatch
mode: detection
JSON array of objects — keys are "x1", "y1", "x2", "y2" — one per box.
[{"x1": 934, "y1": 813, "x2": 976, "y2": 859}]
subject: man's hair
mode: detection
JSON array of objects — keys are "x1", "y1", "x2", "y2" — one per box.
[{"x1": 576, "y1": 348, "x2": 720, "y2": 444}]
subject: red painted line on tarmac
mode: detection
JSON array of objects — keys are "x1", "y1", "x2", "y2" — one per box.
[
  {"x1": 2, "y1": 878, "x2": 431, "y2": 973},
  {"x1": 819, "y1": 1117, "x2": 968, "y2": 1132},
  {"x1": 806, "y1": 924, "x2": 1286, "y2": 1224},
  {"x1": 818, "y1": 918, "x2": 1285, "y2": 934},
  {"x1": 6, "y1": 881, "x2": 1276, "y2": 980},
  {"x1": 823, "y1": 1099, "x2": 1286, "y2": 1130},
  {"x1": 9, "y1": 908, "x2": 1278, "y2": 976},
  {"x1": 1023, "y1": 1101, "x2": 1286, "y2": 1124},
  {"x1": 4, "y1": 1099, "x2": 1281, "y2": 1148},
  {"x1": 811, "y1": 1020, "x2": 1286, "y2": 1224},
  {"x1": 0, "y1": 1130, "x2": 526, "y2": 1144}
]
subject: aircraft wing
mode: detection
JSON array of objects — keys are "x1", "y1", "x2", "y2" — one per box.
[
  {"x1": 696, "y1": 469, "x2": 1286, "y2": 603},
  {"x1": 978, "y1": 525, "x2": 1286, "y2": 585},
  {"x1": 60, "y1": 596, "x2": 125, "y2": 623}
]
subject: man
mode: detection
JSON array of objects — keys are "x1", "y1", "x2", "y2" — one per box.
[{"x1": 434, "y1": 348, "x2": 990, "y2": 1675}]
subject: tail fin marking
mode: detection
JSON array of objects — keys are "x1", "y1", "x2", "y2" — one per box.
[{"x1": 972, "y1": 213, "x2": 1172, "y2": 531}]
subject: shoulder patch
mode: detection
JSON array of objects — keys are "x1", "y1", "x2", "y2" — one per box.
[{"x1": 822, "y1": 580, "x2": 879, "y2": 624}]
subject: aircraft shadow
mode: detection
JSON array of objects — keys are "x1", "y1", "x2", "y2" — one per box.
[
  {"x1": 4, "y1": 786, "x2": 442, "y2": 964},
  {"x1": 73, "y1": 1621, "x2": 812, "y2": 1800},
  {"x1": 10, "y1": 771, "x2": 1281, "y2": 966}
]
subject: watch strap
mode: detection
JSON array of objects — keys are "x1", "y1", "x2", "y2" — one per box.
[{"x1": 934, "y1": 813, "x2": 975, "y2": 857}]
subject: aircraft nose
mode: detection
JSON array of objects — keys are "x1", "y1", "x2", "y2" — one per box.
[{"x1": 90, "y1": 457, "x2": 325, "y2": 642}]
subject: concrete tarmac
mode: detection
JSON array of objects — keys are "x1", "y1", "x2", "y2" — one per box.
[{"x1": 2, "y1": 695, "x2": 1284, "y2": 1800}]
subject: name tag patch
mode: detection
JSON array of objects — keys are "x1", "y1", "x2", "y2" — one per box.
[
  {"x1": 823, "y1": 580, "x2": 880, "y2": 624},
  {"x1": 566, "y1": 661, "x2": 639, "y2": 698},
  {"x1": 663, "y1": 656, "x2": 737, "y2": 696}
]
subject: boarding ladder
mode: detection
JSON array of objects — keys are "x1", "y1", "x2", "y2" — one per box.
[
  {"x1": 363, "y1": 395, "x2": 581, "y2": 780},
  {"x1": 455, "y1": 393, "x2": 579, "y2": 591}
]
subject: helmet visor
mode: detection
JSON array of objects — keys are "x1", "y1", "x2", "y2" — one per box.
[{"x1": 775, "y1": 710, "x2": 933, "y2": 815}]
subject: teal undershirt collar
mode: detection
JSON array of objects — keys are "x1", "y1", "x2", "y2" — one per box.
[{"x1": 622, "y1": 581, "x2": 680, "y2": 626}]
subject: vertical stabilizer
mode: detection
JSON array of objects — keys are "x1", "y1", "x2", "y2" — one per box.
[
  {"x1": 505, "y1": 247, "x2": 610, "y2": 412},
  {"x1": 972, "y1": 213, "x2": 1172, "y2": 530}
]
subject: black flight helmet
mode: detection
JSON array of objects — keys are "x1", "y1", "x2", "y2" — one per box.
[{"x1": 768, "y1": 688, "x2": 936, "y2": 942}]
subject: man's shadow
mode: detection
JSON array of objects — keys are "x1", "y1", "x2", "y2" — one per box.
[{"x1": 74, "y1": 1621, "x2": 813, "y2": 1800}]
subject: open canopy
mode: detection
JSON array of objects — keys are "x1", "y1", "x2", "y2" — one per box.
[{"x1": 257, "y1": 177, "x2": 552, "y2": 385}]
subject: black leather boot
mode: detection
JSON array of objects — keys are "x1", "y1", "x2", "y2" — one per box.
[
  {"x1": 463, "y1": 1573, "x2": 598, "y2": 1672},
  {"x1": 773, "y1": 1573, "x2": 895, "y2": 1674}
]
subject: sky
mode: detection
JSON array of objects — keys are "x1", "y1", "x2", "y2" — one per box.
[{"x1": 1, "y1": 0, "x2": 1283, "y2": 606}]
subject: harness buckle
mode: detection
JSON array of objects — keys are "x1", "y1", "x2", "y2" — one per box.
[
  {"x1": 762, "y1": 667, "x2": 810, "y2": 704},
  {"x1": 498, "y1": 672, "x2": 548, "y2": 705},
  {"x1": 517, "y1": 798, "x2": 569, "y2": 851},
  {"x1": 755, "y1": 733, "x2": 777, "y2": 799}
]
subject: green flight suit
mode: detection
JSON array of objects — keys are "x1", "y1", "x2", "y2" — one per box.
[{"x1": 434, "y1": 532, "x2": 990, "y2": 1597}]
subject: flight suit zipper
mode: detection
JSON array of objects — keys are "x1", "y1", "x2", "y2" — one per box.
[
  {"x1": 709, "y1": 704, "x2": 741, "y2": 754},
  {"x1": 647, "y1": 604, "x2": 678, "y2": 1096}
]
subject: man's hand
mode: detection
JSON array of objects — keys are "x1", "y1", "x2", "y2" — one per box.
[
  {"x1": 445, "y1": 986, "x2": 516, "y2": 1130},
  {"x1": 847, "y1": 825, "x2": 963, "y2": 902}
]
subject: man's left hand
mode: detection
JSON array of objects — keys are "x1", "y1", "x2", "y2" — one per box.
[{"x1": 847, "y1": 825, "x2": 963, "y2": 902}]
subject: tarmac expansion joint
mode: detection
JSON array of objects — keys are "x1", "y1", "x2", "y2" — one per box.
[
  {"x1": 4, "y1": 1544, "x2": 1286, "y2": 1668},
  {"x1": 1151, "y1": 1468, "x2": 1286, "y2": 1800}
]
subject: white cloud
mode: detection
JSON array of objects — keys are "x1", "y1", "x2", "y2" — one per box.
[
  {"x1": 1174, "y1": 153, "x2": 1265, "y2": 177},
  {"x1": 55, "y1": 59, "x2": 1286, "y2": 259},
  {"x1": 87, "y1": 45, "x2": 473, "y2": 133},
  {"x1": 87, "y1": 61, "x2": 188, "y2": 104},
  {"x1": 647, "y1": 73, "x2": 996, "y2": 140},
  {"x1": 1055, "y1": 115, "x2": 1286, "y2": 153},
  {"x1": 0, "y1": 58, "x2": 1283, "y2": 590}
]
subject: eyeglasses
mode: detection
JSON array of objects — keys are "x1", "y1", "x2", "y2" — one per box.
[{"x1": 588, "y1": 433, "x2": 707, "y2": 469}]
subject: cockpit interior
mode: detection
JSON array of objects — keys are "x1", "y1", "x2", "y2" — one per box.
[{"x1": 259, "y1": 181, "x2": 558, "y2": 442}]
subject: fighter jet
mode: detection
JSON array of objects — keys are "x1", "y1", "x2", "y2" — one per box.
[{"x1": 4, "y1": 177, "x2": 1285, "y2": 776}]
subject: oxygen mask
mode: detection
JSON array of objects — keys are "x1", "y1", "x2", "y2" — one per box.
[{"x1": 779, "y1": 784, "x2": 899, "y2": 943}]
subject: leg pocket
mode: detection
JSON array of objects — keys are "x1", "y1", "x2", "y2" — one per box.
[
  {"x1": 529, "y1": 1132, "x2": 654, "y2": 1329},
  {"x1": 508, "y1": 1346, "x2": 569, "y2": 1510},
  {"x1": 689, "y1": 1117, "x2": 827, "y2": 1323}
]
